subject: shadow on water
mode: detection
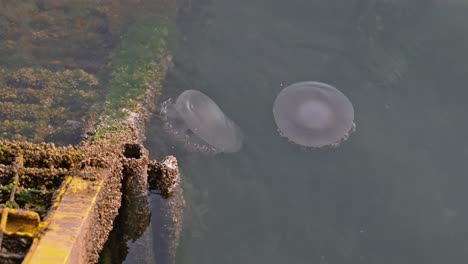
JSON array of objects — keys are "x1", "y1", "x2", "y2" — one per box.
[{"x1": 108, "y1": 0, "x2": 468, "y2": 263}]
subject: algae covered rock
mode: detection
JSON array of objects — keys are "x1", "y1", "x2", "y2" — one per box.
[
  {"x1": 0, "y1": 67, "x2": 101, "y2": 145},
  {"x1": 0, "y1": 1, "x2": 181, "y2": 262},
  {"x1": 0, "y1": 0, "x2": 117, "y2": 70}
]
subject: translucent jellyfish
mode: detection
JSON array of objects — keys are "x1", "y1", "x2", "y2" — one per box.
[
  {"x1": 160, "y1": 90, "x2": 243, "y2": 153},
  {"x1": 273, "y1": 81, "x2": 355, "y2": 148}
]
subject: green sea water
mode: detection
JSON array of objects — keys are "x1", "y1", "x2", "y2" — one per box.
[{"x1": 129, "y1": 0, "x2": 468, "y2": 263}]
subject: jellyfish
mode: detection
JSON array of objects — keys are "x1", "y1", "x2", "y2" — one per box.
[
  {"x1": 160, "y1": 90, "x2": 243, "y2": 153},
  {"x1": 273, "y1": 81, "x2": 355, "y2": 148}
]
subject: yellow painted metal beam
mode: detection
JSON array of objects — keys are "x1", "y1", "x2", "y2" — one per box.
[{"x1": 23, "y1": 175, "x2": 105, "y2": 264}]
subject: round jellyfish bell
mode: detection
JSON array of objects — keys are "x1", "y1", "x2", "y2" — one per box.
[
  {"x1": 160, "y1": 90, "x2": 243, "y2": 153},
  {"x1": 273, "y1": 81, "x2": 355, "y2": 148}
]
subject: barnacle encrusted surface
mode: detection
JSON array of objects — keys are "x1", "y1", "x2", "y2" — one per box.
[
  {"x1": 0, "y1": 140, "x2": 82, "y2": 218},
  {"x1": 0, "y1": 2, "x2": 180, "y2": 262},
  {"x1": 0, "y1": 67, "x2": 100, "y2": 144}
]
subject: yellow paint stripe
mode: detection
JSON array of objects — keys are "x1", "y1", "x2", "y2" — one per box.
[
  {"x1": 0, "y1": 208, "x2": 8, "y2": 232},
  {"x1": 23, "y1": 176, "x2": 104, "y2": 264}
]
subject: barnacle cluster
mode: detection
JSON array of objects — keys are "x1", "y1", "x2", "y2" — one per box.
[
  {"x1": 0, "y1": 67, "x2": 100, "y2": 145},
  {"x1": 148, "y1": 156, "x2": 179, "y2": 197},
  {"x1": 0, "y1": 140, "x2": 82, "y2": 218}
]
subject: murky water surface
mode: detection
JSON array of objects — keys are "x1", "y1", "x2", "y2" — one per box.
[{"x1": 146, "y1": 1, "x2": 468, "y2": 263}]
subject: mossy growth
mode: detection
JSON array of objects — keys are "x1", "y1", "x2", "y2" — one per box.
[
  {"x1": 0, "y1": 183, "x2": 17, "y2": 204},
  {"x1": 104, "y1": 16, "x2": 173, "y2": 118},
  {"x1": 94, "y1": 120, "x2": 131, "y2": 142},
  {"x1": 0, "y1": 0, "x2": 116, "y2": 70},
  {"x1": 15, "y1": 187, "x2": 51, "y2": 218},
  {"x1": 0, "y1": 67, "x2": 101, "y2": 145}
]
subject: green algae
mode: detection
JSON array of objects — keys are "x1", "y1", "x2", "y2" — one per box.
[
  {"x1": 0, "y1": 6, "x2": 174, "y2": 141},
  {"x1": 0, "y1": 0, "x2": 116, "y2": 70},
  {"x1": 0, "y1": 67, "x2": 100, "y2": 144},
  {"x1": 104, "y1": 17, "x2": 173, "y2": 118},
  {"x1": 15, "y1": 187, "x2": 51, "y2": 218},
  {"x1": 93, "y1": 121, "x2": 131, "y2": 141},
  {"x1": 91, "y1": 16, "x2": 173, "y2": 151}
]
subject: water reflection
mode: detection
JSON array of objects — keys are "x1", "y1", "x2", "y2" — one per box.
[{"x1": 100, "y1": 195, "x2": 152, "y2": 264}]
